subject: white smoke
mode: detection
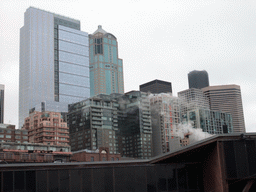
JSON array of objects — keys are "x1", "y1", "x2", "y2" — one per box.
[{"x1": 175, "y1": 123, "x2": 213, "y2": 144}]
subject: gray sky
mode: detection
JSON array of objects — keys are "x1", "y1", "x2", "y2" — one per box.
[{"x1": 0, "y1": 0, "x2": 256, "y2": 132}]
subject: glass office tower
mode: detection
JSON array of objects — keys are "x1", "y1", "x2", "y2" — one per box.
[
  {"x1": 89, "y1": 25, "x2": 124, "y2": 96},
  {"x1": 19, "y1": 7, "x2": 90, "y2": 128}
]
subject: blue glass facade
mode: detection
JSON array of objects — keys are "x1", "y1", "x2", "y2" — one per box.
[{"x1": 19, "y1": 7, "x2": 90, "y2": 128}]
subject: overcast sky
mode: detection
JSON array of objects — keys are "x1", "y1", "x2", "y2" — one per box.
[{"x1": 0, "y1": 0, "x2": 256, "y2": 132}]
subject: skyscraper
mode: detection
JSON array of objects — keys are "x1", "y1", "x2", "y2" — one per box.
[
  {"x1": 89, "y1": 25, "x2": 124, "y2": 96},
  {"x1": 140, "y1": 79, "x2": 172, "y2": 94},
  {"x1": 19, "y1": 7, "x2": 90, "y2": 128},
  {"x1": 188, "y1": 70, "x2": 209, "y2": 89},
  {"x1": 0, "y1": 84, "x2": 4, "y2": 123},
  {"x1": 202, "y1": 85, "x2": 245, "y2": 133}
]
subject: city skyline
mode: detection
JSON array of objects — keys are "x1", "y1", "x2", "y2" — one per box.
[{"x1": 1, "y1": 0, "x2": 256, "y2": 132}]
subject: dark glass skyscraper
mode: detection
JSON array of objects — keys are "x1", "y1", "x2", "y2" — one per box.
[
  {"x1": 0, "y1": 84, "x2": 4, "y2": 123},
  {"x1": 140, "y1": 79, "x2": 172, "y2": 94},
  {"x1": 188, "y1": 70, "x2": 209, "y2": 89}
]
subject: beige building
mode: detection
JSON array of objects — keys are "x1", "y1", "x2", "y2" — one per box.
[
  {"x1": 202, "y1": 85, "x2": 245, "y2": 133},
  {"x1": 22, "y1": 111, "x2": 69, "y2": 146},
  {"x1": 150, "y1": 94, "x2": 181, "y2": 156}
]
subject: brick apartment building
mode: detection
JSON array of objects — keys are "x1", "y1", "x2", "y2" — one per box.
[
  {"x1": 0, "y1": 124, "x2": 28, "y2": 143},
  {"x1": 22, "y1": 111, "x2": 69, "y2": 146},
  {"x1": 0, "y1": 141, "x2": 71, "y2": 163},
  {"x1": 71, "y1": 147, "x2": 121, "y2": 162}
]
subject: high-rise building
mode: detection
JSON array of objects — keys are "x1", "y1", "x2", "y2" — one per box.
[
  {"x1": 68, "y1": 94, "x2": 120, "y2": 153},
  {"x1": 89, "y1": 25, "x2": 124, "y2": 96},
  {"x1": 150, "y1": 94, "x2": 181, "y2": 156},
  {"x1": 0, "y1": 84, "x2": 4, "y2": 123},
  {"x1": 68, "y1": 91, "x2": 152, "y2": 159},
  {"x1": 178, "y1": 88, "x2": 210, "y2": 119},
  {"x1": 22, "y1": 111, "x2": 69, "y2": 146},
  {"x1": 140, "y1": 79, "x2": 172, "y2": 94},
  {"x1": 202, "y1": 85, "x2": 246, "y2": 133},
  {"x1": 19, "y1": 7, "x2": 90, "y2": 128},
  {"x1": 117, "y1": 91, "x2": 152, "y2": 159},
  {"x1": 188, "y1": 70, "x2": 209, "y2": 89}
]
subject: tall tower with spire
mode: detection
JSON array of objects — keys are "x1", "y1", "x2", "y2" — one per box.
[{"x1": 89, "y1": 25, "x2": 124, "y2": 96}]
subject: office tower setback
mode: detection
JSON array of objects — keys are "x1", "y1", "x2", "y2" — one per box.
[
  {"x1": 202, "y1": 85, "x2": 245, "y2": 133},
  {"x1": 89, "y1": 25, "x2": 124, "y2": 96},
  {"x1": 0, "y1": 85, "x2": 4, "y2": 123},
  {"x1": 188, "y1": 70, "x2": 209, "y2": 89},
  {"x1": 150, "y1": 94, "x2": 181, "y2": 156},
  {"x1": 140, "y1": 79, "x2": 172, "y2": 94},
  {"x1": 22, "y1": 111, "x2": 69, "y2": 145},
  {"x1": 19, "y1": 7, "x2": 90, "y2": 128}
]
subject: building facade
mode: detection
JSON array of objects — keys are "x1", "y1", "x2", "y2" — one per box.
[
  {"x1": 117, "y1": 91, "x2": 153, "y2": 159},
  {"x1": 71, "y1": 147, "x2": 121, "y2": 162},
  {"x1": 89, "y1": 25, "x2": 124, "y2": 96},
  {"x1": 178, "y1": 88, "x2": 210, "y2": 119},
  {"x1": 19, "y1": 7, "x2": 90, "y2": 128},
  {"x1": 68, "y1": 94, "x2": 120, "y2": 154},
  {"x1": 0, "y1": 124, "x2": 28, "y2": 143},
  {"x1": 139, "y1": 79, "x2": 172, "y2": 94},
  {"x1": 0, "y1": 84, "x2": 4, "y2": 123},
  {"x1": 186, "y1": 108, "x2": 233, "y2": 134},
  {"x1": 0, "y1": 141, "x2": 71, "y2": 163},
  {"x1": 188, "y1": 70, "x2": 209, "y2": 89},
  {"x1": 22, "y1": 111, "x2": 69, "y2": 146},
  {"x1": 202, "y1": 84, "x2": 245, "y2": 133},
  {"x1": 150, "y1": 94, "x2": 181, "y2": 156}
]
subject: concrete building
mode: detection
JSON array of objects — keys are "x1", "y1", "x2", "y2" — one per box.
[
  {"x1": 0, "y1": 124, "x2": 28, "y2": 144},
  {"x1": 22, "y1": 111, "x2": 69, "y2": 146},
  {"x1": 0, "y1": 85, "x2": 4, "y2": 123},
  {"x1": 150, "y1": 94, "x2": 181, "y2": 156},
  {"x1": 89, "y1": 25, "x2": 124, "y2": 96},
  {"x1": 117, "y1": 91, "x2": 153, "y2": 159},
  {"x1": 186, "y1": 108, "x2": 233, "y2": 134},
  {"x1": 202, "y1": 85, "x2": 245, "y2": 133},
  {"x1": 188, "y1": 70, "x2": 209, "y2": 89},
  {"x1": 71, "y1": 147, "x2": 121, "y2": 162},
  {"x1": 140, "y1": 79, "x2": 172, "y2": 94},
  {"x1": 19, "y1": 7, "x2": 90, "y2": 128},
  {"x1": 68, "y1": 94, "x2": 120, "y2": 153}
]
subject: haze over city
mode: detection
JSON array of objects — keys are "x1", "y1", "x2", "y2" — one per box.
[{"x1": 1, "y1": 0, "x2": 255, "y2": 132}]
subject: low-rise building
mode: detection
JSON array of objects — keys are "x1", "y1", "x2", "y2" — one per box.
[
  {"x1": 71, "y1": 147, "x2": 121, "y2": 162},
  {"x1": 0, "y1": 124, "x2": 28, "y2": 143},
  {"x1": 0, "y1": 141, "x2": 71, "y2": 163},
  {"x1": 22, "y1": 111, "x2": 69, "y2": 146}
]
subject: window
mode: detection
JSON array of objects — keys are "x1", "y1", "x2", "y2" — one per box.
[
  {"x1": 102, "y1": 157, "x2": 106, "y2": 161},
  {"x1": 111, "y1": 157, "x2": 114, "y2": 161},
  {"x1": 91, "y1": 156, "x2": 94, "y2": 162},
  {"x1": 6, "y1": 135, "x2": 11, "y2": 139},
  {"x1": 116, "y1": 158, "x2": 119, "y2": 161}
]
